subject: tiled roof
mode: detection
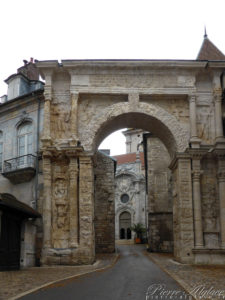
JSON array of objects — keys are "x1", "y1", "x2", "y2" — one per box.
[
  {"x1": 197, "y1": 36, "x2": 225, "y2": 60},
  {"x1": 113, "y1": 152, "x2": 145, "y2": 168}
]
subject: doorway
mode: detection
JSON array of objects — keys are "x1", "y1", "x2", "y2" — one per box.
[{"x1": 119, "y1": 211, "x2": 131, "y2": 240}]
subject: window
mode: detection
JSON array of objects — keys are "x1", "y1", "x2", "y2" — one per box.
[
  {"x1": 0, "y1": 131, "x2": 3, "y2": 172},
  {"x1": 17, "y1": 122, "x2": 33, "y2": 166},
  {"x1": 121, "y1": 193, "x2": 129, "y2": 204}
]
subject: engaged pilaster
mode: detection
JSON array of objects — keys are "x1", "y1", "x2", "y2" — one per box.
[
  {"x1": 70, "y1": 92, "x2": 79, "y2": 144},
  {"x1": 42, "y1": 151, "x2": 52, "y2": 250},
  {"x1": 42, "y1": 71, "x2": 53, "y2": 145},
  {"x1": 216, "y1": 152, "x2": 225, "y2": 248},
  {"x1": 189, "y1": 94, "x2": 201, "y2": 148},
  {"x1": 214, "y1": 88, "x2": 224, "y2": 143},
  {"x1": 67, "y1": 151, "x2": 79, "y2": 248},
  {"x1": 192, "y1": 160, "x2": 204, "y2": 248}
]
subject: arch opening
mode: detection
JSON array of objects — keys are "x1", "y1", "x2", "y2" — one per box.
[{"x1": 81, "y1": 101, "x2": 189, "y2": 158}]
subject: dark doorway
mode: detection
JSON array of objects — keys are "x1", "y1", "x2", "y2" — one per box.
[
  {"x1": 120, "y1": 228, "x2": 125, "y2": 239},
  {"x1": 127, "y1": 228, "x2": 131, "y2": 239},
  {"x1": 0, "y1": 212, "x2": 21, "y2": 270}
]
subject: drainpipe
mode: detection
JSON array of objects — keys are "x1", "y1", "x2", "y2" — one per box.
[{"x1": 34, "y1": 97, "x2": 41, "y2": 210}]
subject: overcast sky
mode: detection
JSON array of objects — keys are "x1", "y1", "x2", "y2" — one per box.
[{"x1": 1, "y1": 0, "x2": 225, "y2": 154}]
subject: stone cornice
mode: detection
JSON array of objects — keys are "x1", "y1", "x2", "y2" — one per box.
[
  {"x1": 61, "y1": 59, "x2": 207, "y2": 69},
  {"x1": 73, "y1": 87, "x2": 194, "y2": 96},
  {"x1": 0, "y1": 90, "x2": 44, "y2": 116},
  {"x1": 186, "y1": 148, "x2": 208, "y2": 159}
]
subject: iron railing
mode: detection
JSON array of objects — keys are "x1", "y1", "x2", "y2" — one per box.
[{"x1": 3, "y1": 154, "x2": 36, "y2": 173}]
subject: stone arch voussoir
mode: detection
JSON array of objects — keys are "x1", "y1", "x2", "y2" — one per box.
[{"x1": 80, "y1": 102, "x2": 189, "y2": 156}]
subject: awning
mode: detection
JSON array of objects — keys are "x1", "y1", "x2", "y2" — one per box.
[{"x1": 0, "y1": 193, "x2": 41, "y2": 218}]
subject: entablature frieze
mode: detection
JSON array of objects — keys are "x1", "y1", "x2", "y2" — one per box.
[
  {"x1": 212, "y1": 149, "x2": 225, "y2": 160},
  {"x1": 68, "y1": 87, "x2": 194, "y2": 97},
  {"x1": 41, "y1": 146, "x2": 84, "y2": 161},
  {"x1": 186, "y1": 148, "x2": 208, "y2": 160}
]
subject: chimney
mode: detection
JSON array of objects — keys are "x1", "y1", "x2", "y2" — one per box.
[{"x1": 17, "y1": 58, "x2": 39, "y2": 81}]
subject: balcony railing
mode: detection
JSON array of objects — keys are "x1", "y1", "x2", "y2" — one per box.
[
  {"x1": 4, "y1": 154, "x2": 36, "y2": 172},
  {"x1": 2, "y1": 154, "x2": 36, "y2": 184}
]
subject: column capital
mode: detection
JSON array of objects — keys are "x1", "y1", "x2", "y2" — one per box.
[
  {"x1": 218, "y1": 170, "x2": 225, "y2": 182},
  {"x1": 188, "y1": 94, "x2": 196, "y2": 102},
  {"x1": 192, "y1": 169, "x2": 202, "y2": 181},
  {"x1": 66, "y1": 147, "x2": 83, "y2": 158},
  {"x1": 213, "y1": 87, "x2": 222, "y2": 95},
  {"x1": 70, "y1": 90, "x2": 79, "y2": 98},
  {"x1": 42, "y1": 150, "x2": 53, "y2": 159}
]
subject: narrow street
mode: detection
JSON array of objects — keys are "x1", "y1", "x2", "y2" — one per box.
[{"x1": 21, "y1": 245, "x2": 191, "y2": 300}]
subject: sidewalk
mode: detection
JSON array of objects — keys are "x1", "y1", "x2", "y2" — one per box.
[
  {"x1": 145, "y1": 251, "x2": 225, "y2": 300},
  {"x1": 0, "y1": 253, "x2": 119, "y2": 300}
]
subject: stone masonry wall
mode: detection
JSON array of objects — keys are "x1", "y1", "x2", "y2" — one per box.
[
  {"x1": 146, "y1": 135, "x2": 173, "y2": 252},
  {"x1": 94, "y1": 151, "x2": 115, "y2": 253}
]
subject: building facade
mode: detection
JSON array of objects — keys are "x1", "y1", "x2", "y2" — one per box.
[
  {"x1": 1, "y1": 35, "x2": 225, "y2": 267},
  {"x1": 113, "y1": 129, "x2": 147, "y2": 242}
]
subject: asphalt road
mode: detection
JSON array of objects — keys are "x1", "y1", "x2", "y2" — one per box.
[{"x1": 21, "y1": 245, "x2": 191, "y2": 300}]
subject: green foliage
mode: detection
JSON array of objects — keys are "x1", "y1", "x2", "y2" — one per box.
[{"x1": 131, "y1": 223, "x2": 146, "y2": 238}]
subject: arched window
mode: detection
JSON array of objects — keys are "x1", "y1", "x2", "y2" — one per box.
[
  {"x1": 17, "y1": 122, "x2": 33, "y2": 165},
  {"x1": 0, "y1": 131, "x2": 3, "y2": 171}
]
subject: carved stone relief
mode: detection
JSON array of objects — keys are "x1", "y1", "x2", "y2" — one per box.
[
  {"x1": 197, "y1": 105, "x2": 214, "y2": 144},
  {"x1": 52, "y1": 162, "x2": 70, "y2": 248},
  {"x1": 51, "y1": 104, "x2": 71, "y2": 139}
]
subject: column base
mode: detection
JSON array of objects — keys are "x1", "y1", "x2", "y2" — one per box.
[
  {"x1": 41, "y1": 247, "x2": 95, "y2": 266},
  {"x1": 215, "y1": 137, "x2": 225, "y2": 148}
]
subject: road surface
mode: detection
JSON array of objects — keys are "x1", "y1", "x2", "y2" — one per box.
[{"x1": 21, "y1": 245, "x2": 191, "y2": 300}]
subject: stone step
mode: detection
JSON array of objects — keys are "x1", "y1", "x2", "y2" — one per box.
[{"x1": 115, "y1": 239, "x2": 135, "y2": 245}]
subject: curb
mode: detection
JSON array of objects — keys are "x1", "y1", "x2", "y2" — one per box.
[
  {"x1": 145, "y1": 251, "x2": 197, "y2": 300},
  {"x1": 9, "y1": 253, "x2": 120, "y2": 300}
]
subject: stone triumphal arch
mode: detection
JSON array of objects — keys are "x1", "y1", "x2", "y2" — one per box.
[{"x1": 37, "y1": 55, "x2": 225, "y2": 265}]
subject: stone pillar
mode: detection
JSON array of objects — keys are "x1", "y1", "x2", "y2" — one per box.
[
  {"x1": 42, "y1": 72, "x2": 52, "y2": 144},
  {"x1": 216, "y1": 152, "x2": 225, "y2": 248},
  {"x1": 170, "y1": 154, "x2": 194, "y2": 263},
  {"x1": 189, "y1": 95, "x2": 200, "y2": 147},
  {"x1": 214, "y1": 88, "x2": 224, "y2": 142},
  {"x1": 70, "y1": 92, "x2": 79, "y2": 143},
  {"x1": 192, "y1": 158, "x2": 204, "y2": 248},
  {"x1": 68, "y1": 151, "x2": 79, "y2": 248},
  {"x1": 78, "y1": 155, "x2": 95, "y2": 263},
  {"x1": 43, "y1": 99, "x2": 51, "y2": 140},
  {"x1": 42, "y1": 151, "x2": 52, "y2": 252}
]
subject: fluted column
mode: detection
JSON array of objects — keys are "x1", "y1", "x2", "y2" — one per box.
[
  {"x1": 43, "y1": 99, "x2": 51, "y2": 140},
  {"x1": 214, "y1": 88, "x2": 224, "y2": 142},
  {"x1": 71, "y1": 92, "x2": 79, "y2": 142},
  {"x1": 192, "y1": 167, "x2": 204, "y2": 248},
  {"x1": 42, "y1": 151, "x2": 52, "y2": 249},
  {"x1": 42, "y1": 72, "x2": 52, "y2": 145},
  {"x1": 189, "y1": 95, "x2": 201, "y2": 147},
  {"x1": 68, "y1": 151, "x2": 79, "y2": 248}
]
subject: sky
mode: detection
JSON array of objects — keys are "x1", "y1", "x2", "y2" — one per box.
[{"x1": 1, "y1": 0, "x2": 225, "y2": 155}]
